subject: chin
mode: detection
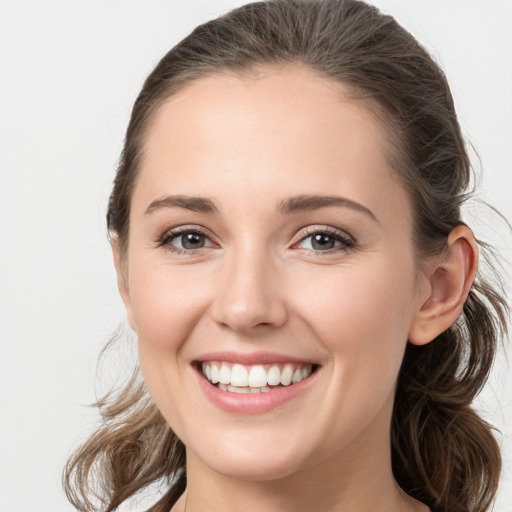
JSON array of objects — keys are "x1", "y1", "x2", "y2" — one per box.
[
  {"x1": 205, "y1": 453, "x2": 304, "y2": 482},
  {"x1": 189, "y1": 431, "x2": 312, "y2": 482}
]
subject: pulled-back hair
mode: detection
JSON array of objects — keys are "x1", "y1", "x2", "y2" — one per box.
[{"x1": 64, "y1": 1, "x2": 509, "y2": 511}]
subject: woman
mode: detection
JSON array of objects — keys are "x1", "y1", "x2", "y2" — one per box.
[{"x1": 64, "y1": 1, "x2": 509, "y2": 511}]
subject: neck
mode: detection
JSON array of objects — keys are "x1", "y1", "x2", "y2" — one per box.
[
  {"x1": 175, "y1": 418, "x2": 427, "y2": 512},
  {"x1": 182, "y1": 458, "x2": 401, "y2": 512}
]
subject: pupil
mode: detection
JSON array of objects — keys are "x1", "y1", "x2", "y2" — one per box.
[
  {"x1": 182, "y1": 232, "x2": 204, "y2": 249},
  {"x1": 312, "y1": 233, "x2": 334, "y2": 250}
]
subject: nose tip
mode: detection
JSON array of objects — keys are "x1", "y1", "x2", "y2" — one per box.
[
  {"x1": 217, "y1": 297, "x2": 285, "y2": 333},
  {"x1": 211, "y1": 258, "x2": 287, "y2": 334}
]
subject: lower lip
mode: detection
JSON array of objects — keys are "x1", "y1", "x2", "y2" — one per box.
[{"x1": 195, "y1": 367, "x2": 318, "y2": 415}]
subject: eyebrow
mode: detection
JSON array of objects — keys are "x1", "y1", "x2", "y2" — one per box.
[
  {"x1": 145, "y1": 195, "x2": 219, "y2": 215},
  {"x1": 144, "y1": 193, "x2": 378, "y2": 222},
  {"x1": 278, "y1": 194, "x2": 378, "y2": 223}
]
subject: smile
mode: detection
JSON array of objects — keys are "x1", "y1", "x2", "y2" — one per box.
[{"x1": 200, "y1": 362, "x2": 316, "y2": 393}]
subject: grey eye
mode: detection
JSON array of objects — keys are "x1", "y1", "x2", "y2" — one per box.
[
  {"x1": 180, "y1": 232, "x2": 206, "y2": 249},
  {"x1": 167, "y1": 231, "x2": 213, "y2": 250},
  {"x1": 311, "y1": 233, "x2": 338, "y2": 250},
  {"x1": 298, "y1": 232, "x2": 343, "y2": 251}
]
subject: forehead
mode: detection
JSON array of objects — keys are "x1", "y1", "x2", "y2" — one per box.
[{"x1": 135, "y1": 66, "x2": 411, "y2": 228}]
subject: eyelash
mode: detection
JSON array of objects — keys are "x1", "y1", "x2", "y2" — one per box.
[
  {"x1": 292, "y1": 226, "x2": 355, "y2": 254},
  {"x1": 158, "y1": 226, "x2": 215, "y2": 255},
  {"x1": 158, "y1": 225, "x2": 355, "y2": 255}
]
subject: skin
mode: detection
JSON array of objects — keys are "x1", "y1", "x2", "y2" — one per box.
[{"x1": 114, "y1": 66, "x2": 478, "y2": 512}]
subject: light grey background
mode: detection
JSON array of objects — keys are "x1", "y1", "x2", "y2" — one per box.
[{"x1": 0, "y1": 1, "x2": 510, "y2": 511}]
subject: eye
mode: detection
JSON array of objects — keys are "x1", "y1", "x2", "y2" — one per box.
[
  {"x1": 295, "y1": 228, "x2": 355, "y2": 252},
  {"x1": 160, "y1": 227, "x2": 215, "y2": 253}
]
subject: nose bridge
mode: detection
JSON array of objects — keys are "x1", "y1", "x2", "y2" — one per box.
[{"x1": 212, "y1": 238, "x2": 286, "y2": 333}]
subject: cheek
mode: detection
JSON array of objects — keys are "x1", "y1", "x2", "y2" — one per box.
[
  {"x1": 295, "y1": 257, "x2": 417, "y2": 382},
  {"x1": 129, "y1": 260, "x2": 210, "y2": 352},
  {"x1": 128, "y1": 261, "x2": 211, "y2": 429}
]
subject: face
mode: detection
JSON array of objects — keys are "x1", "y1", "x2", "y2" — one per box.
[{"x1": 118, "y1": 67, "x2": 430, "y2": 482}]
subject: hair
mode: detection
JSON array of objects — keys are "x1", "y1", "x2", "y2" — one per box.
[{"x1": 64, "y1": 1, "x2": 509, "y2": 511}]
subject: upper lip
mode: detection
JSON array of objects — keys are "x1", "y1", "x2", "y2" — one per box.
[{"x1": 194, "y1": 351, "x2": 319, "y2": 366}]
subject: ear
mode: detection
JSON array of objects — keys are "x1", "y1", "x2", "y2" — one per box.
[
  {"x1": 111, "y1": 238, "x2": 136, "y2": 331},
  {"x1": 408, "y1": 225, "x2": 478, "y2": 346}
]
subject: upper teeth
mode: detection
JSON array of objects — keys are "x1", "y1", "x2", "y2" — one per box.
[{"x1": 201, "y1": 362, "x2": 313, "y2": 388}]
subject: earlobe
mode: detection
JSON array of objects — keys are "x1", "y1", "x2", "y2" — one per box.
[
  {"x1": 111, "y1": 238, "x2": 136, "y2": 331},
  {"x1": 408, "y1": 225, "x2": 478, "y2": 346}
]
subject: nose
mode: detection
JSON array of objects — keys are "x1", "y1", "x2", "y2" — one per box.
[{"x1": 211, "y1": 246, "x2": 287, "y2": 334}]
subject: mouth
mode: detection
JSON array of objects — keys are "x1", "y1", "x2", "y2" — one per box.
[{"x1": 195, "y1": 361, "x2": 319, "y2": 394}]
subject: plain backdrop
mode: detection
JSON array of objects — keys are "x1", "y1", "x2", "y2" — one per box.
[{"x1": 0, "y1": 1, "x2": 511, "y2": 511}]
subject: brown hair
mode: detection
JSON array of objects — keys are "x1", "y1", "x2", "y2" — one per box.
[{"x1": 64, "y1": 1, "x2": 509, "y2": 511}]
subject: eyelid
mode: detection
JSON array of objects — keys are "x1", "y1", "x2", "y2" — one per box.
[
  {"x1": 158, "y1": 224, "x2": 217, "y2": 253},
  {"x1": 292, "y1": 225, "x2": 356, "y2": 251},
  {"x1": 156, "y1": 224, "x2": 355, "y2": 255}
]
